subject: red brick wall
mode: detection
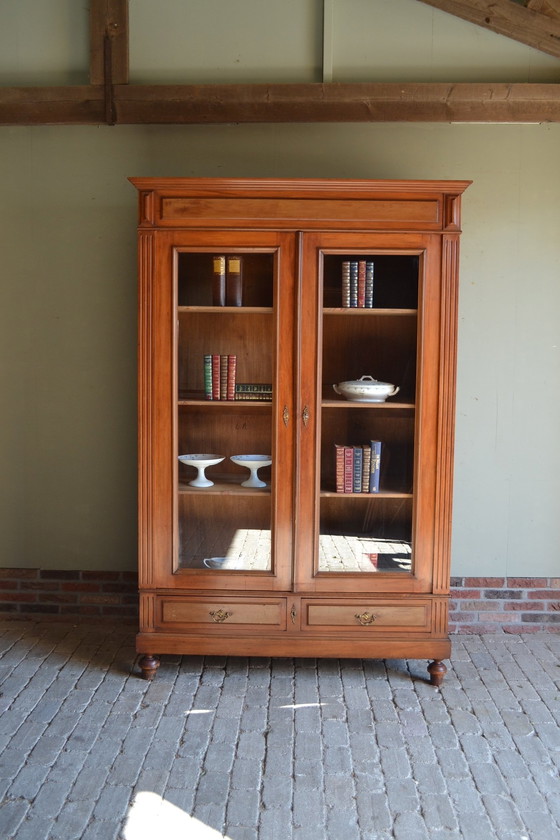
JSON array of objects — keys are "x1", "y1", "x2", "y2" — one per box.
[
  {"x1": 450, "y1": 577, "x2": 560, "y2": 633},
  {"x1": 0, "y1": 569, "x2": 138, "y2": 621},
  {"x1": 2, "y1": 570, "x2": 560, "y2": 632}
]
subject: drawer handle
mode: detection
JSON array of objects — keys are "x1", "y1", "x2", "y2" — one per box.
[
  {"x1": 283, "y1": 405, "x2": 290, "y2": 427},
  {"x1": 209, "y1": 609, "x2": 231, "y2": 623},
  {"x1": 355, "y1": 611, "x2": 377, "y2": 626}
]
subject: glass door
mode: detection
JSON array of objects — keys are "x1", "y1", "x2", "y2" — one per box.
[
  {"x1": 170, "y1": 231, "x2": 295, "y2": 591},
  {"x1": 296, "y1": 232, "x2": 439, "y2": 594}
]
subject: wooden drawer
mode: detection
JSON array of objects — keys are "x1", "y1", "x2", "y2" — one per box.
[
  {"x1": 158, "y1": 596, "x2": 286, "y2": 630},
  {"x1": 302, "y1": 599, "x2": 431, "y2": 633}
]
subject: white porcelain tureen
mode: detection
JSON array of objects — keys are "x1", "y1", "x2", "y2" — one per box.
[{"x1": 333, "y1": 375, "x2": 400, "y2": 403}]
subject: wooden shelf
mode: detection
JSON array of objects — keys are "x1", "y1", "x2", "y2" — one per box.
[
  {"x1": 178, "y1": 305, "x2": 273, "y2": 314},
  {"x1": 179, "y1": 478, "x2": 271, "y2": 496},
  {"x1": 179, "y1": 397, "x2": 272, "y2": 408},
  {"x1": 321, "y1": 490, "x2": 413, "y2": 499},
  {"x1": 322, "y1": 399, "x2": 414, "y2": 410},
  {"x1": 323, "y1": 307, "x2": 417, "y2": 316}
]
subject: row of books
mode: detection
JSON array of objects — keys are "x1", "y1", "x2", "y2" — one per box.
[
  {"x1": 203, "y1": 356, "x2": 273, "y2": 401},
  {"x1": 212, "y1": 255, "x2": 243, "y2": 306},
  {"x1": 335, "y1": 441, "x2": 382, "y2": 493},
  {"x1": 342, "y1": 260, "x2": 374, "y2": 308},
  {"x1": 204, "y1": 354, "x2": 237, "y2": 400}
]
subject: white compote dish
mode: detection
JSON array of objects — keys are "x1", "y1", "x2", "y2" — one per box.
[
  {"x1": 178, "y1": 454, "x2": 224, "y2": 487},
  {"x1": 230, "y1": 454, "x2": 272, "y2": 488}
]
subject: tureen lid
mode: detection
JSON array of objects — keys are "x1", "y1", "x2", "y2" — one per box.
[{"x1": 338, "y1": 375, "x2": 392, "y2": 387}]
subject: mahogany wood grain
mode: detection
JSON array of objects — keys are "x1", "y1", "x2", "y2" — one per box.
[{"x1": 133, "y1": 178, "x2": 469, "y2": 684}]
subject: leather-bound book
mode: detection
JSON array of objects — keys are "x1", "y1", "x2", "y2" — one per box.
[
  {"x1": 226, "y1": 256, "x2": 243, "y2": 306},
  {"x1": 212, "y1": 256, "x2": 226, "y2": 306}
]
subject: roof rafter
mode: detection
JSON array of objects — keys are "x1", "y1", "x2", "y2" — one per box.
[{"x1": 416, "y1": 0, "x2": 560, "y2": 57}]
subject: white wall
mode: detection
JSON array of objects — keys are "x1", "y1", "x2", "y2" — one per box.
[{"x1": 1, "y1": 0, "x2": 559, "y2": 575}]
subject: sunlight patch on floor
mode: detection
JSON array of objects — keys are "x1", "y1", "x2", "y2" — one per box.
[{"x1": 124, "y1": 791, "x2": 231, "y2": 840}]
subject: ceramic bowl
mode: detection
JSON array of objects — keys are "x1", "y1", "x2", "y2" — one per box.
[{"x1": 333, "y1": 375, "x2": 399, "y2": 403}]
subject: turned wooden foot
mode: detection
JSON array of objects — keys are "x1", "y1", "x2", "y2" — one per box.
[
  {"x1": 139, "y1": 654, "x2": 160, "y2": 680},
  {"x1": 427, "y1": 659, "x2": 447, "y2": 686}
]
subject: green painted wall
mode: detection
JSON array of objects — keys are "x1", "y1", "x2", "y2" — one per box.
[{"x1": 1, "y1": 1, "x2": 559, "y2": 575}]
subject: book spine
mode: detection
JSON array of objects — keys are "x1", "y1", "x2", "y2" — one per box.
[
  {"x1": 227, "y1": 354, "x2": 237, "y2": 400},
  {"x1": 220, "y1": 354, "x2": 228, "y2": 400},
  {"x1": 350, "y1": 261, "x2": 358, "y2": 308},
  {"x1": 341, "y1": 260, "x2": 351, "y2": 308},
  {"x1": 357, "y1": 260, "x2": 366, "y2": 308},
  {"x1": 235, "y1": 383, "x2": 273, "y2": 393},
  {"x1": 234, "y1": 383, "x2": 272, "y2": 401},
  {"x1": 226, "y1": 256, "x2": 243, "y2": 306},
  {"x1": 353, "y1": 446, "x2": 363, "y2": 493},
  {"x1": 361, "y1": 444, "x2": 371, "y2": 493},
  {"x1": 365, "y1": 260, "x2": 374, "y2": 308},
  {"x1": 369, "y1": 440, "x2": 382, "y2": 493},
  {"x1": 344, "y1": 447, "x2": 354, "y2": 493},
  {"x1": 234, "y1": 392, "x2": 272, "y2": 401},
  {"x1": 203, "y1": 354, "x2": 213, "y2": 400},
  {"x1": 212, "y1": 255, "x2": 226, "y2": 306},
  {"x1": 335, "y1": 444, "x2": 345, "y2": 493},
  {"x1": 211, "y1": 354, "x2": 220, "y2": 401}
]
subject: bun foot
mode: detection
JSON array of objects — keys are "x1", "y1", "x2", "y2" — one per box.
[
  {"x1": 427, "y1": 659, "x2": 447, "y2": 686},
  {"x1": 139, "y1": 654, "x2": 160, "y2": 680}
]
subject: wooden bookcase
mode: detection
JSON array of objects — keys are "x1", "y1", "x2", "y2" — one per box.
[{"x1": 130, "y1": 177, "x2": 470, "y2": 683}]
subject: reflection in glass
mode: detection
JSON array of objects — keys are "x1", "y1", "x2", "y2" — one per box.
[
  {"x1": 318, "y1": 535, "x2": 411, "y2": 573},
  {"x1": 319, "y1": 252, "x2": 419, "y2": 575},
  {"x1": 179, "y1": 525, "x2": 272, "y2": 571},
  {"x1": 176, "y1": 249, "x2": 275, "y2": 575},
  {"x1": 178, "y1": 474, "x2": 273, "y2": 572}
]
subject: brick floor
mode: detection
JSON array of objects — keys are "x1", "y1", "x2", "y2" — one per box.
[{"x1": 1, "y1": 620, "x2": 560, "y2": 839}]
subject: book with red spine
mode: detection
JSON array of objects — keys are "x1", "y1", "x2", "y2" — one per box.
[
  {"x1": 357, "y1": 260, "x2": 366, "y2": 308},
  {"x1": 227, "y1": 355, "x2": 237, "y2": 400},
  {"x1": 334, "y1": 444, "x2": 345, "y2": 493},
  {"x1": 361, "y1": 444, "x2": 371, "y2": 492},
  {"x1": 344, "y1": 447, "x2": 354, "y2": 493},
  {"x1": 211, "y1": 354, "x2": 220, "y2": 400},
  {"x1": 219, "y1": 354, "x2": 228, "y2": 400}
]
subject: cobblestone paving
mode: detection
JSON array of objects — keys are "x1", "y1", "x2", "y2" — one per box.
[{"x1": 1, "y1": 620, "x2": 560, "y2": 839}]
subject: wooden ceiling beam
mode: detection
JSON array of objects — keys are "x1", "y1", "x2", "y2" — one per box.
[
  {"x1": 416, "y1": 0, "x2": 560, "y2": 57},
  {"x1": 1, "y1": 82, "x2": 559, "y2": 125},
  {"x1": 526, "y1": 0, "x2": 560, "y2": 19},
  {"x1": 0, "y1": 86, "x2": 104, "y2": 125},
  {"x1": 90, "y1": 0, "x2": 129, "y2": 85}
]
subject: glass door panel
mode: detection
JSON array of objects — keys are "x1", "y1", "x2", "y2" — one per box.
[
  {"x1": 318, "y1": 251, "x2": 420, "y2": 576},
  {"x1": 176, "y1": 249, "x2": 277, "y2": 576}
]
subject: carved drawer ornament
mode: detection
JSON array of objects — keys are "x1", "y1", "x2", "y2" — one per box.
[
  {"x1": 209, "y1": 609, "x2": 231, "y2": 623},
  {"x1": 355, "y1": 611, "x2": 378, "y2": 626}
]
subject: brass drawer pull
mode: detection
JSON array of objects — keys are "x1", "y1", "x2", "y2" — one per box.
[
  {"x1": 283, "y1": 405, "x2": 289, "y2": 427},
  {"x1": 302, "y1": 405, "x2": 310, "y2": 427},
  {"x1": 209, "y1": 609, "x2": 231, "y2": 623},
  {"x1": 355, "y1": 611, "x2": 377, "y2": 626}
]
